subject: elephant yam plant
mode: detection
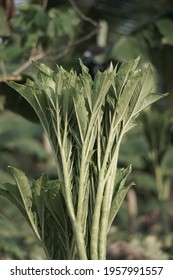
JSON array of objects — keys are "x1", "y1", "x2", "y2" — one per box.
[{"x1": 0, "y1": 57, "x2": 167, "y2": 259}]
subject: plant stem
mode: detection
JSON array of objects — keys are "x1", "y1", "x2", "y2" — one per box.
[
  {"x1": 155, "y1": 165, "x2": 170, "y2": 236},
  {"x1": 155, "y1": 165, "x2": 164, "y2": 200},
  {"x1": 76, "y1": 116, "x2": 100, "y2": 243},
  {"x1": 98, "y1": 176, "x2": 112, "y2": 259},
  {"x1": 98, "y1": 139, "x2": 121, "y2": 259},
  {"x1": 90, "y1": 176, "x2": 106, "y2": 259},
  {"x1": 60, "y1": 145, "x2": 87, "y2": 259},
  {"x1": 160, "y1": 199, "x2": 170, "y2": 236},
  {"x1": 90, "y1": 123, "x2": 116, "y2": 259},
  {"x1": 72, "y1": 222, "x2": 88, "y2": 259},
  {"x1": 54, "y1": 95, "x2": 88, "y2": 259},
  {"x1": 76, "y1": 146, "x2": 88, "y2": 222}
]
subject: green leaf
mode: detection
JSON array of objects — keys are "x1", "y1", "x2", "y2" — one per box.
[
  {"x1": 42, "y1": 179, "x2": 73, "y2": 259},
  {"x1": 79, "y1": 59, "x2": 93, "y2": 112},
  {"x1": 156, "y1": 19, "x2": 173, "y2": 46},
  {"x1": 43, "y1": 180, "x2": 65, "y2": 226},
  {"x1": 108, "y1": 166, "x2": 134, "y2": 229},
  {"x1": 127, "y1": 66, "x2": 156, "y2": 117},
  {"x1": 7, "y1": 167, "x2": 41, "y2": 241},
  {"x1": 116, "y1": 56, "x2": 140, "y2": 96},
  {"x1": 73, "y1": 89, "x2": 89, "y2": 142},
  {"x1": 111, "y1": 36, "x2": 149, "y2": 63},
  {"x1": 92, "y1": 64, "x2": 115, "y2": 108},
  {"x1": 32, "y1": 174, "x2": 48, "y2": 232},
  {"x1": 0, "y1": 169, "x2": 14, "y2": 184}
]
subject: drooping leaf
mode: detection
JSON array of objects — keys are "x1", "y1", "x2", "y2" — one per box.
[{"x1": 7, "y1": 167, "x2": 41, "y2": 241}]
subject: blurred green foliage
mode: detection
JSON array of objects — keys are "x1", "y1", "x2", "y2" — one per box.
[{"x1": 0, "y1": 112, "x2": 47, "y2": 181}]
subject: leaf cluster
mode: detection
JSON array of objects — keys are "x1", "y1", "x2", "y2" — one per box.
[
  {"x1": 0, "y1": 4, "x2": 80, "y2": 70},
  {"x1": 0, "y1": 58, "x2": 166, "y2": 259},
  {"x1": 0, "y1": 168, "x2": 72, "y2": 259},
  {"x1": 140, "y1": 109, "x2": 173, "y2": 166},
  {"x1": 11, "y1": 5, "x2": 80, "y2": 49},
  {"x1": 120, "y1": 108, "x2": 173, "y2": 201}
]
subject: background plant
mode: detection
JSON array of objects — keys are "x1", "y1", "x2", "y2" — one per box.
[{"x1": 118, "y1": 108, "x2": 173, "y2": 246}]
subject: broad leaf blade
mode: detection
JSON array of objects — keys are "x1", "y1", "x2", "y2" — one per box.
[
  {"x1": 7, "y1": 166, "x2": 41, "y2": 241},
  {"x1": 73, "y1": 89, "x2": 89, "y2": 142},
  {"x1": 116, "y1": 56, "x2": 140, "y2": 96}
]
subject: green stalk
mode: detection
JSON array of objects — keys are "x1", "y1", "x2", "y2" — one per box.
[
  {"x1": 76, "y1": 113, "x2": 101, "y2": 235},
  {"x1": 98, "y1": 129, "x2": 124, "y2": 259},
  {"x1": 54, "y1": 105, "x2": 87, "y2": 259},
  {"x1": 154, "y1": 165, "x2": 170, "y2": 202},
  {"x1": 90, "y1": 175, "x2": 106, "y2": 259},
  {"x1": 59, "y1": 143, "x2": 87, "y2": 259},
  {"x1": 160, "y1": 199, "x2": 170, "y2": 237},
  {"x1": 76, "y1": 70, "x2": 114, "y2": 235},
  {"x1": 155, "y1": 165, "x2": 170, "y2": 236},
  {"x1": 90, "y1": 120, "x2": 117, "y2": 259},
  {"x1": 98, "y1": 176, "x2": 112, "y2": 259},
  {"x1": 72, "y1": 222, "x2": 88, "y2": 259},
  {"x1": 155, "y1": 165, "x2": 164, "y2": 200},
  {"x1": 98, "y1": 146, "x2": 120, "y2": 259},
  {"x1": 52, "y1": 90, "x2": 88, "y2": 259},
  {"x1": 76, "y1": 145, "x2": 89, "y2": 223}
]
